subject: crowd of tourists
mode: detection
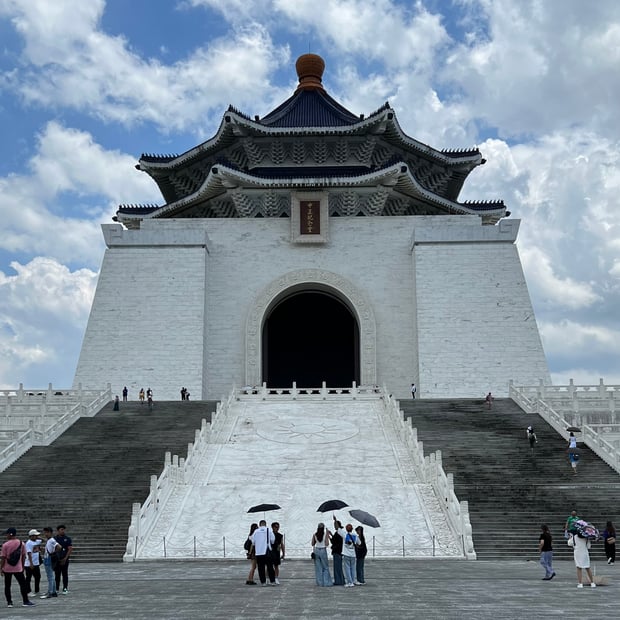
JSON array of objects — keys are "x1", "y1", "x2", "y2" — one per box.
[
  {"x1": 243, "y1": 517, "x2": 368, "y2": 588},
  {"x1": 0, "y1": 525, "x2": 73, "y2": 608}
]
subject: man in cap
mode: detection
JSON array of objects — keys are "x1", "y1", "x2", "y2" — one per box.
[
  {"x1": 24, "y1": 529, "x2": 42, "y2": 596},
  {"x1": 0, "y1": 527, "x2": 35, "y2": 607}
]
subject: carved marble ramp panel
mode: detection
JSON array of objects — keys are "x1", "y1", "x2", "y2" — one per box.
[{"x1": 138, "y1": 399, "x2": 462, "y2": 558}]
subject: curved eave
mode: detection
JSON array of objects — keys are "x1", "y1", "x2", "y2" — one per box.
[{"x1": 138, "y1": 162, "x2": 505, "y2": 221}]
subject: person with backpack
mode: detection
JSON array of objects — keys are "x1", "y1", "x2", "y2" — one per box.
[{"x1": 0, "y1": 527, "x2": 35, "y2": 607}]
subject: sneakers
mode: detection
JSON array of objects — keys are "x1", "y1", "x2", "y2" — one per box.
[
  {"x1": 608, "y1": 558, "x2": 613, "y2": 564},
  {"x1": 591, "y1": 582, "x2": 597, "y2": 588},
  {"x1": 274, "y1": 578, "x2": 280, "y2": 585},
  {"x1": 40, "y1": 593, "x2": 52, "y2": 599},
  {"x1": 261, "y1": 582, "x2": 268, "y2": 587},
  {"x1": 23, "y1": 601, "x2": 36, "y2": 607},
  {"x1": 245, "y1": 580, "x2": 256, "y2": 585},
  {"x1": 344, "y1": 582, "x2": 355, "y2": 587},
  {"x1": 62, "y1": 588, "x2": 68, "y2": 595},
  {"x1": 577, "y1": 583, "x2": 583, "y2": 588},
  {"x1": 355, "y1": 581, "x2": 363, "y2": 585},
  {"x1": 7, "y1": 603, "x2": 13, "y2": 608}
]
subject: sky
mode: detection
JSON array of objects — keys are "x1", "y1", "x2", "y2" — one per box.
[{"x1": 0, "y1": 0, "x2": 619, "y2": 390}]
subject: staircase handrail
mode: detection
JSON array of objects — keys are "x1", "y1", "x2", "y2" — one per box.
[
  {"x1": 381, "y1": 391, "x2": 476, "y2": 559},
  {"x1": 125, "y1": 390, "x2": 234, "y2": 560},
  {"x1": 0, "y1": 384, "x2": 111, "y2": 473}
]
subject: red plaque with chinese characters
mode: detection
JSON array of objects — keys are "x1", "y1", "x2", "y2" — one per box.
[{"x1": 300, "y1": 200, "x2": 320, "y2": 235}]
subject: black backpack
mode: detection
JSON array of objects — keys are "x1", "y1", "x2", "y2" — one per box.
[
  {"x1": 6, "y1": 542, "x2": 22, "y2": 566},
  {"x1": 243, "y1": 538, "x2": 252, "y2": 552}
]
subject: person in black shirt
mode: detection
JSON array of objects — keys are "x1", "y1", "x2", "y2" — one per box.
[
  {"x1": 54, "y1": 525, "x2": 73, "y2": 594},
  {"x1": 539, "y1": 524, "x2": 554, "y2": 580}
]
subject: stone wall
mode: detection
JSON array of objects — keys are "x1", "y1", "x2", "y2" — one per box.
[{"x1": 73, "y1": 215, "x2": 550, "y2": 399}]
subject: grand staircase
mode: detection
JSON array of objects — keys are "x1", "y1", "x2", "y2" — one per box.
[
  {"x1": 400, "y1": 398, "x2": 620, "y2": 560},
  {"x1": 0, "y1": 400, "x2": 217, "y2": 561}
]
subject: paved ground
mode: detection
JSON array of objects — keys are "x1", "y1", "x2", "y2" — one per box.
[{"x1": 4, "y1": 559, "x2": 616, "y2": 619}]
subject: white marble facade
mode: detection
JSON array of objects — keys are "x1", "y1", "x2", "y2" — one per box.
[{"x1": 73, "y1": 214, "x2": 550, "y2": 399}]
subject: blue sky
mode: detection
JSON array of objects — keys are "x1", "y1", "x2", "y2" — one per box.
[{"x1": 1, "y1": 0, "x2": 619, "y2": 389}]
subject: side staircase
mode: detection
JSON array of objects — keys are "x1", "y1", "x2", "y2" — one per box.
[
  {"x1": 0, "y1": 400, "x2": 217, "y2": 561},
  {"x1": 400, "y1": 398, "x2": 620, "y2": 560}
]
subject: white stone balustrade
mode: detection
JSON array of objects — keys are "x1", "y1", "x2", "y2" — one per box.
[
  {"x1": 0, "y1": 384, "x2": 111, "y2": 472},
  {"x1": 510, "y1": 379, "x2": 620, "y2": 474}
]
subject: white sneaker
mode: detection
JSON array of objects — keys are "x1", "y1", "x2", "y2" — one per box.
[
  {"x1": 608, "y1": 558, "x2": 613, "y2": 564},
  {"x1": 577, "y1": 583, "x2": 583, "y2": 588},
  {"x1": 275, "y1": 578, "x2": 280, "y2": 585},
  {"x1": 591, "y1": 583, "x2": 597, "y2": 588}
]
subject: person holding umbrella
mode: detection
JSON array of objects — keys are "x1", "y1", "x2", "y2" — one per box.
[
  {"x1": 250, "y1": 520, "x2": 276, "y2": 586},
  {"x1": 334, "y1": 522, "x2": 361, "y2": 587}
]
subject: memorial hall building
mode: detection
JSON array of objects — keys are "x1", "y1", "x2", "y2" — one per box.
[{"x1": 73, "y1": 54, "x2": 550, "y2": 400}]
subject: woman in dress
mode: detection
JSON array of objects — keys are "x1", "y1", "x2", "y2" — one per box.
[
  {"x1": 603, "y1": 521, "x2": 616, "y2": 565},
  {"x1": 311, "y1": 523, "x2": 332, "y2": 586},
  {"x1": 245, "y1": 523, "x2": 258, "y2": 584},
  {"x1": 571, "y1": 533, "x2": 596, "y2": 588}
]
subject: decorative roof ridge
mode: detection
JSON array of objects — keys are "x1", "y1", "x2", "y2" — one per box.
[
  {"x1": 117, "y1": 203, "x2": 161, "y2": 211},
  {"x1": 440, "y1": 147, "x2": 482, "y2": 158}
]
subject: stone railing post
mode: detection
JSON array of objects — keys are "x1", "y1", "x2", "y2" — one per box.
[
  {"x1": 18, "y1": 383, "x2": 24, "y2": 402},
  {"x1": 599, "y1": 378, "x2": 606, "y2": 397}
]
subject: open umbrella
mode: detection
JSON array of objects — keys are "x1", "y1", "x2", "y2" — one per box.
[
  {"x1": 317, "y1": 499, "x2": 349, "y2": 513},
  {"x1": 567, "y1": 426, "x2": 581, "y2": 432},
  {"x1": 247, "y1": 503, "x2": 281, "y2": 513},
  {"x1": 349, "y1": 509, "x2": 380, "y2": 528}
]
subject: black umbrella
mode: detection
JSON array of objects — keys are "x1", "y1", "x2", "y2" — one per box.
[
  {"x1": 247, "y1": 503, "x2": 281, "y2": 513},
  {"x1": 349, "y1": 509, "x2": 380, "y2": 528},
  {"x1": 567, "y1": 426, "x2": 581, "y2": 432},
  {"x1": 317, "y1": 499, "x2": 349, "y2": 513}
]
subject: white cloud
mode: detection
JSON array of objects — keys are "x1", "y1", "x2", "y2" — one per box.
[
  {"x1": 0, "y1": 121, "x2": 159, "y2": 266},
  {"x1": 1, "y1": 1, "x2": 289, "y2": 132},
  {"x1": 0, "y1": 257, "x2": 97, "y2": 388}
]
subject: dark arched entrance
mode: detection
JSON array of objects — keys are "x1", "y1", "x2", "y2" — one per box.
[{"x1": 262, "y1": 290, "x2": 359, "y2": 387}]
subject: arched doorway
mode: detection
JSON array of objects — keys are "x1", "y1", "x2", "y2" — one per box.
[{"x1": 262, "y1": 290, "x2": 359, "y2": 387}]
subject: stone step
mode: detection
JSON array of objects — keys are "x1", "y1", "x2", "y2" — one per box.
[{"x1": 400, "y1": 398, "x2": 620, "y2": 560}]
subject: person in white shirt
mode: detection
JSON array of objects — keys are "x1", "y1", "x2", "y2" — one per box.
[
  {"x1": 24, "y1": 529, "x2": 42, "y2": 596},
  {"x1": 250, "y1": 520, "x2": 276, "y2": 586},
  {"x1": 334, "y1": 521, "x2": 360, "y2": 587},
  {"x1": 40, "y1": 527, "x2": 60, "y2": 599}
]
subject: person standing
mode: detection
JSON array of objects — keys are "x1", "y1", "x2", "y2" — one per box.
[
  {"x1": 335, "y1": 523, "x2": 360, "y2": 587},
  {"x1": 139, "y1": 388, "x2": 145, "y2": 405},
  {"x1": 122, "y1": 386, "x2": 128, "y2": 402},
  {"x1": 526, "y1": 426, "x2": 537, "y2": 452},
  {"x1": 410, "y1": 383, "x2": 416, "y2": 399},
  {"x1": 54, "y1": 525, "x2": 73, "y2": 595},
  {"x1": 485, "y1": 392, "x2": 493, "y2": 409},
  {"x1": 270, "y1": 522, "x2": 285, "y2": 584},
  {"x1": 113, "y1": 395, "x2": 120, "y2": 411},
  {"x1": 539, "y1": 524, "x2": 554, "y2": 580},
  {"x1": 24, "y1": 529, "x2": 42, "y2": 596},
  {"x1": 355, "y1": 526, "x2": 367, "y2": 585},
  {"x1": 1, "y1": 527, "x2": 34, "y2": 607},
  {"x1": 250, "y1": 520, "x2": 275, "y2": 586},
  {"x1": 571, "y1": 533, "x2": 596, "y2": 588},
  {"x1": 244, "y1": 523, "x2": 258, "y2": 585},
  {"x1": 603, "y1": 521, "x2": 616, "y2": 565},
  {"x1": 330, "y1": 520, "x2": 344, "y2": 586},
  {"x1": 311, "y1": 523, "x2": 332, "y2": 587},
  {"x1": 40, "y1": 527, "x2": 59, "y2": 599}
]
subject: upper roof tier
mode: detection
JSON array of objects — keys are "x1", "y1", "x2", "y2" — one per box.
[{"x1": 120, "y1": 54, "x2": 505, "y2": 226}]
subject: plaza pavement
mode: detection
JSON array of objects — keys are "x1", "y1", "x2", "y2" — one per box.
[{"x1": 6, "y1": 559, "x2": 615, "y2": 619}]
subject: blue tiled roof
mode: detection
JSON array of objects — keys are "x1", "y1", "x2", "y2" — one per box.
[{"x1": 260, "y1": 90, "x2": 360, "y2": 127}]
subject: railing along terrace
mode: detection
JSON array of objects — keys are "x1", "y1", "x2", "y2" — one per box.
[
  {"x1": 510, "y1": 379, "x2": 620, "y2": 474},
  {"x1": 237, "y1": 381, "x2": 382, "y2": 399},
  {"x1": 0, "y1": 383, "x2": 112, "y2": 473},
  {"x1": 125, "y1": 385, "x2": 475, "y2": 561}
]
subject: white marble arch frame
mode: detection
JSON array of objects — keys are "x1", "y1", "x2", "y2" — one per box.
[{"x1": 245, "y1": 269, "x2": 377, "y2": 387}]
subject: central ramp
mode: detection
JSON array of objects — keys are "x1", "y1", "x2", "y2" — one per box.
[{"x1": 137, "y1": 395, "x2": 464, "y2": 559}]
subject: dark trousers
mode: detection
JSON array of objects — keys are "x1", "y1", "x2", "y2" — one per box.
[
  {"x1": 25, "y1": 565, "x2": 41, "y2": 593},
  {"x1": 256, "y1": 554, "x2": 275, "y2": 584},
  {"x1": 54, "y1": 559, "x2": 70, "y2": 590},
  {"x1": 332, "y1": 553, "x2": 344, "y2": 585},
  {"x1": 4, "y1": 571, "x2": 29, "y2": 605},
  {"x1": 605, "y1": 542, "x2": 616, "y2": 563}
]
